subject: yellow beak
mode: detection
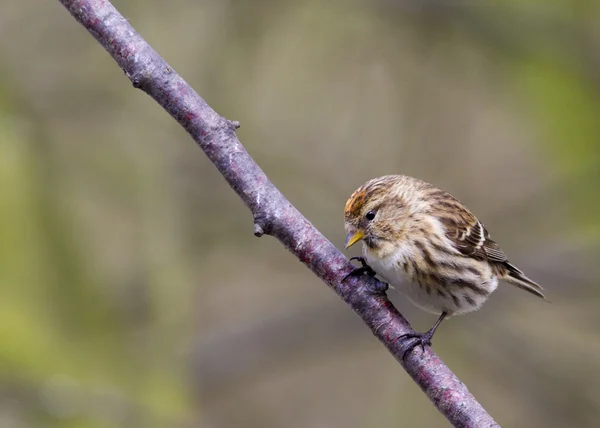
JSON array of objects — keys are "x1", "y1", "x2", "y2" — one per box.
[{"x1": 344, "y1": 230, "x2": 365, "y2": 249}]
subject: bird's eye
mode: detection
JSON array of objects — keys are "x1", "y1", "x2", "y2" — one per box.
[{"x1": 365, "y1": 211, "x2": 376, "y2": 221}]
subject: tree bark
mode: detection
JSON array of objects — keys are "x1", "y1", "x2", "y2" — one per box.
[{"x1": 57, "y1": 1, "x2": 499, "y2": 426}]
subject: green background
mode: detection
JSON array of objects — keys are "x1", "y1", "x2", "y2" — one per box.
[{"x1": 1, "y1": 1, "x2": 599, "y2": 427}]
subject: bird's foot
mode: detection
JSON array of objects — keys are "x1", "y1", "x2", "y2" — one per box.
[
  {"x1": 397, "y1": 329, "x2": 435, "y2": 359},
  {"x1": 343, "y1": 257, "x2": 377, "y2": 281},
  {"x1": 396, "y1": 312, "x2": 446, "y2": 359},
  {"x1": 343, "y1": 257, "x2": 388, "y2": 293}
]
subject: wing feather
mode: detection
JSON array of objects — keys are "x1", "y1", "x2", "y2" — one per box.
[
  {"x1": 434, "y1": 198, "x2": 508, "y2": 263},
  {"x1": 426, "y1": 183, "x2": 547, "y2": 300}
]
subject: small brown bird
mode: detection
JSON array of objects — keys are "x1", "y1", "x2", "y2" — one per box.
[{"x1": 344, "y1": 175, "x2": 546, "y2": 354}]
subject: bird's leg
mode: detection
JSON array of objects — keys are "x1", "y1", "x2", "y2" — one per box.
[
  {"x1": 343, "y1": 256, "x2": 377, "y2": 281},
  {"x1": 397, "y1": 312, "x2": 447, "y2": 359}
]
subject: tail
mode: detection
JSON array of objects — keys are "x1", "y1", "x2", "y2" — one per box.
[{"x1": 502, "y1": 262, "x2": 548, "y2": 301}]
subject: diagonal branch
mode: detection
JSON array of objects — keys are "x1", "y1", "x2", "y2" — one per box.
[{"x1": 57, "y1": 1, "x2": 499, "y2": 426}]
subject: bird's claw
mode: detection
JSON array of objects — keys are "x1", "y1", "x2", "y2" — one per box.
[
  {"x1": 343, "y1": 257, "x2": 377, "y2": 281},
  {"x1": 397, "y1": 330, "x2": 434, "y2": 359}
]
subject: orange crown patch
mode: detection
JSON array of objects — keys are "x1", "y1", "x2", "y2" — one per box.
[{"x1": 344, "y1": 189, "x2": 367, "y2": 218}]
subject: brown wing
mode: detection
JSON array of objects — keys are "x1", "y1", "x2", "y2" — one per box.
[
  {"x1": 437, "y1": 202, "x2": 507, "y2": 262},
  {"x1": 433, "y1": 195, "x2": 546, "y2": 299}
]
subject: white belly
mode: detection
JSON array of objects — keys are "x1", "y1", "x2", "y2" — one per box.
[{"x1": 363, "y1": 245, "x2": 497, "y2": 315}]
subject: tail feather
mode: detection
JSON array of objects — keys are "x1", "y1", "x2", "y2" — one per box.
[{"x1": 502, "y1": 262, "x2": 547, "y2": 301}]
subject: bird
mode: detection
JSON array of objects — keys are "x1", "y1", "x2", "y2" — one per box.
[{"x1": 343, "y1": 174, "x2": 546, "y2": 355}]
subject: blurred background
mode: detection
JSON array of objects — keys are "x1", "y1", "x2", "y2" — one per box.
[{"x1": 1, "y1": 0, "x2": 599, "y2": 427}]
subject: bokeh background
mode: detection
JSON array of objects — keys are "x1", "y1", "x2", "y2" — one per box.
[{"x1": 1, "y1": 0, "x2": 599, "y2": 427}]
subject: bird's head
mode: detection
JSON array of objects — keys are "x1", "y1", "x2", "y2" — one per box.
[{"x1": 344, "y1": 175, "x2": 424, "y2": 257}]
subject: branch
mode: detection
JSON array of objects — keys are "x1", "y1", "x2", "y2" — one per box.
[{"x1": 57, "y1": 1, "x2": 499, "y2": 426}]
